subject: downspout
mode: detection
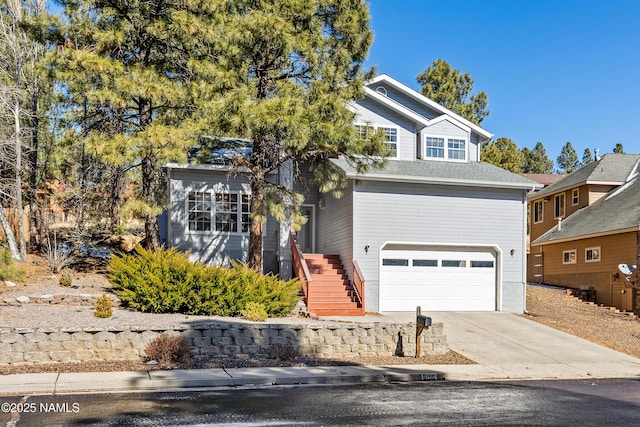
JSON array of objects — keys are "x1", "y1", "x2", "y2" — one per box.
[{"x1": 522, "y1": 188, "x2": 530, "y2": 313}]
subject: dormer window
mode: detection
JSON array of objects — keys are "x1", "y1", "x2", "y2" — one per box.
[{"x1": 422, "y1": 135, "x2": 467, "y2": 161}]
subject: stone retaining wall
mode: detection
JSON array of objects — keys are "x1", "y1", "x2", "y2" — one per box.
[
  {"x1": 1, "y1": 293, "x2": 118, "y2": 307},
  {"x1": 0, "y1": 321, "x2": 447, "y2": 365}
]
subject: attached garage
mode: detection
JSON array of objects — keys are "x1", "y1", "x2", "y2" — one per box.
[{"x1": 379, "y1": 244, "x2": 499, "y2": 311}]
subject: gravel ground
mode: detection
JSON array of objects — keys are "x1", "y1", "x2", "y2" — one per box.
[{"x1": 522, "y1": 284, "x2": 640, "y2": 358}]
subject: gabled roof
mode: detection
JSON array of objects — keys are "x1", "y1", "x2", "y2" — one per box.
[
  {"x1": 530, "y1": 153, "x2": 640, "y2": 200},
  {"x1": 331, "y1": 158, "x2": 540, "y2": 190},
  {"x1": 365, "y1": 74, "x2": 493, "y2": 141},
  {"x1": 533, "y1": 173, "x2": 640, "y2": 245}
]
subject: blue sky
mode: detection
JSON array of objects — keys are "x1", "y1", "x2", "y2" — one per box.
[{"x1": 365, "y1": 0, "x2": 640, "y2": 163}]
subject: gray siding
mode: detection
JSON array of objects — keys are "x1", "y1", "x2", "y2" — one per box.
[
  {"x1": 351, "y1": 180, "x2": 527, "y2": 313},
  {"x1": 353, "y1": 99, "x2": 417, "y2": 161},
  {"x1": 316, "y1": 182, "x2": 355, "y2": 280},
  {"x1": 167, "y1": 168, "x2": 280, "y2": 273},
  {"x1": 423, "y1": 119, "x2": 467, "y2": 138},
  {"x1": 372, "y1": 84, "x2": 440, "y2": 120}
]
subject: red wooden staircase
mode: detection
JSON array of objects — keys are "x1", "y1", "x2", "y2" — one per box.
[{"x1": 302, "y1": 254, "x2": 364, "y2": 316}]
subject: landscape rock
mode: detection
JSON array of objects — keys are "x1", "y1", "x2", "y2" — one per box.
[
  {"x1": 4, "y1": 281, "x2": 17, "y2": 287},
  {"x1": 16, "y1": 296, "x2": 31, "y2": 304}
]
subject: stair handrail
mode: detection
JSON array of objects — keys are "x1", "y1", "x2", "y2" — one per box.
[
  {"x1": 352, "y1": 259, "x2": 365, "y2": 311},
  {"x1": 290, "y1": 232, "x2": 312, "y2": 300}
]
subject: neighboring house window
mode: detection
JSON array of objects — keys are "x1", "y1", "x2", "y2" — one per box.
[
  {"x1": 188, "y1": 191, "x2": 250, "y2": 233},
  {"x1": 381, "y1": 127, "x2": 398, "y2": 157},
  {"x1": 554, "y1": 194, "x2": 565, "y2": 218},
  {"x1": 533, "y1": 201, "x2": 543, "y2": 223},
  {"x1": 425, "y1": 137, "x2": 445, "y2": 158},
  {"x1": 563, "y1": 249, "x2": 577, "y2": 264},
  {"x1": 448, "y1": 138, "x2": 466, "y2": 160},
  {"x1": 572, "y1": 189, "x2": 579, "y2": 206},
  {"x1": 188, "y1": 192, "x2": 212, "y2": 231},
  {"x1": 585, "y1": 247, "x2": 601, "y2": 263},
  {"x1": 424, "y1": 135, "x2": 467, "y2": 161}
]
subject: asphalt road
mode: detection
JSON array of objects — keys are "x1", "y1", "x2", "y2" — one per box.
[{"x1": 2, "y1": 379, "x2": 640, "y2": 426}]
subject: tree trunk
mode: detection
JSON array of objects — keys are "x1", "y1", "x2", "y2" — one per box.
[
  {"x1": 14, "y1": 90, "x2": 26, "y2": 261},
  {"x1": 0, "y1": 203, "x2": 20, "y2": 260},
  {"x1": 139, "y1": 97, "x2": 160, "y2": 248},
  {"x1": 248, "y1": 179, "x2": 263, "y2": 271},
  {"x1": 109, "y1": 166, "x2": 126, "y2": 233},
  {"x1": 29, "y1": 91, "x2": 39, "y2": 247}
]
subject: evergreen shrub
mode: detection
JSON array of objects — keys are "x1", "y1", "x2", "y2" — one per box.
[
  {"x1": 0, "y1": 248, "x2": 26, "y2": 282},
  {"x1": 109, "y1": 246, "x2": 300, "y2": 317},
  {"x1": 241, "y1": 301, "x2": 269, "y2": 322},
  {"x1": 59, "y1": 268, "x2": 73, "y2": 287},
  {"x1": 94, "y1": 294, "x2": 113, "y2": 318}
]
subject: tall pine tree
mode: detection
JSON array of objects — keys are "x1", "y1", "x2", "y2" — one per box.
[
  {"x1": 50, "y1": 0, "x2": 203, "y2": 248},
  {"x1": 192, "y1": 0, "x2": 385, "y2": 270},
  {"x1": 522, "y1": 142, "x2": 554, "y2": 174},
  {"x1": 556, "y1": 141, "x2": 579, "y2": 174},
  {"x1": 481, "y1": 137, "x2": 523, "y2": 173},
  {"x1": 416, "y1": 59, "x2": 489, "y2": 125}
]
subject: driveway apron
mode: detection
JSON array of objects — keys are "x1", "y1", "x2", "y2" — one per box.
[{"x1": 381, "y1": 311, "x2": 640, "y2": 380}]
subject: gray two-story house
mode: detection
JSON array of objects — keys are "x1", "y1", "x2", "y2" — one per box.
[{"x1": 162, "y1": 74, "x2": 539, "y2": 315}]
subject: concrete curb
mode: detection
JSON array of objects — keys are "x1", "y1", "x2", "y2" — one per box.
[{"x1": 0, "y1": 365, "x2": 445, "y2": 395}]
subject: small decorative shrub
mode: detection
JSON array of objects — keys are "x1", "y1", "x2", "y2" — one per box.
[
  {"x1": 241, "y1": 302, "x2": 269, "y2": 322},
  {"x1": 144, "y1": 333, "x2": 190, "y2": 366},
  {"x1": 109, "y1": 246, "x2": 301, "y2": 317},
  {"x1": 94, "y1": 294, "x2": 113, "y2": 318},
  {"x1": 0, "y1": 248, "x2": 26, "y2": 282},
  {"x1": 59, "y1": 268, "x2": 73, "y2": 287},
  {"x1": 270, "y1": 343, "x2": 300, "y2": 362}
]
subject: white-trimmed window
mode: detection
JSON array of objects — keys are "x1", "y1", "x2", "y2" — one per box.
[
  {"x1": 585, "y1": 247, "x2": 601, "y2": 263},
  {"x1": 533, "y1": 201, "x2": 543, "y2": 223},
  {"x1": 355, "y1": 124, "x2": 398, "y2": 158},
  {"x1": 188, "y1": 191, "x2": 250, "y2": 233},
  {"x1": 380, "y1": 127, "x2": 398, "y2": 157},
  {"x1": 572, "y1": 189, "x2": 579, "y2": 206},
  {"x1": 448, "y1": 138, "x2": 466, "y2": 160},
  {"x1": 425, "y1": 136, "x2": 445, "y2": 158},
  {"x1": 355, "y1": 124, "x2": 374, "y2": 140},
  {"x1": 563, "y1": 249, "x2": 577, "y2": 264},
  {"x1": 423, "y1": 135, "x2": 467, "y2": 161},
  {"x1": 188, "y1": 192, "x2": 212, "y2": 231},
  {"x1": 554, "y1": 194, "x2": 565, "y2": 219}
]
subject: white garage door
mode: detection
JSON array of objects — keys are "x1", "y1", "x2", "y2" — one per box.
[{"x1": 379, "y1": 247, "x2": 496, "y2": 311}]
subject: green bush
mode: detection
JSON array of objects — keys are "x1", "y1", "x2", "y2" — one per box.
[
  {"x1": 94, "y1": 294, "x2": 113, "y2": 318},
  {"x1": 59, "y1": 268, "x2": 73, "y2": 287},
  {"x1": 0, "y1": 248, "x2": 26, "y2": 283},
  {"x1": 241, "y1": 302, "x2": 269, "y2": 322},
  {"x1": 109, "y1": 246, "x2": 301, "y2": 317}
]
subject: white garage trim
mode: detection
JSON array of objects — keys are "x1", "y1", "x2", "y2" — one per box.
[{"x1": 378, "y1": 241, "x2": 503, "y2": 312}]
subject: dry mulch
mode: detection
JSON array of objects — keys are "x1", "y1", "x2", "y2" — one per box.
[{"x1": 522, "y1": 285, "x2": 640, "y2": 358}]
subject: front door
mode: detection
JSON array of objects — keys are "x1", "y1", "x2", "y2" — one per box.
[{"x1": 297, "y1": 205, "x2": 315, "y2": 253}]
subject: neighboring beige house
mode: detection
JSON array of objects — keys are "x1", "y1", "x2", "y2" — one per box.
[{"x1": 528, "y1": 153, "x2": 640, "y2": 313}]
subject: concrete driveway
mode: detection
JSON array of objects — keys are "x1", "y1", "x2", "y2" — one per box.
[{"x1": 380, "y1": 311, "x2": 640, "y2": 380}]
